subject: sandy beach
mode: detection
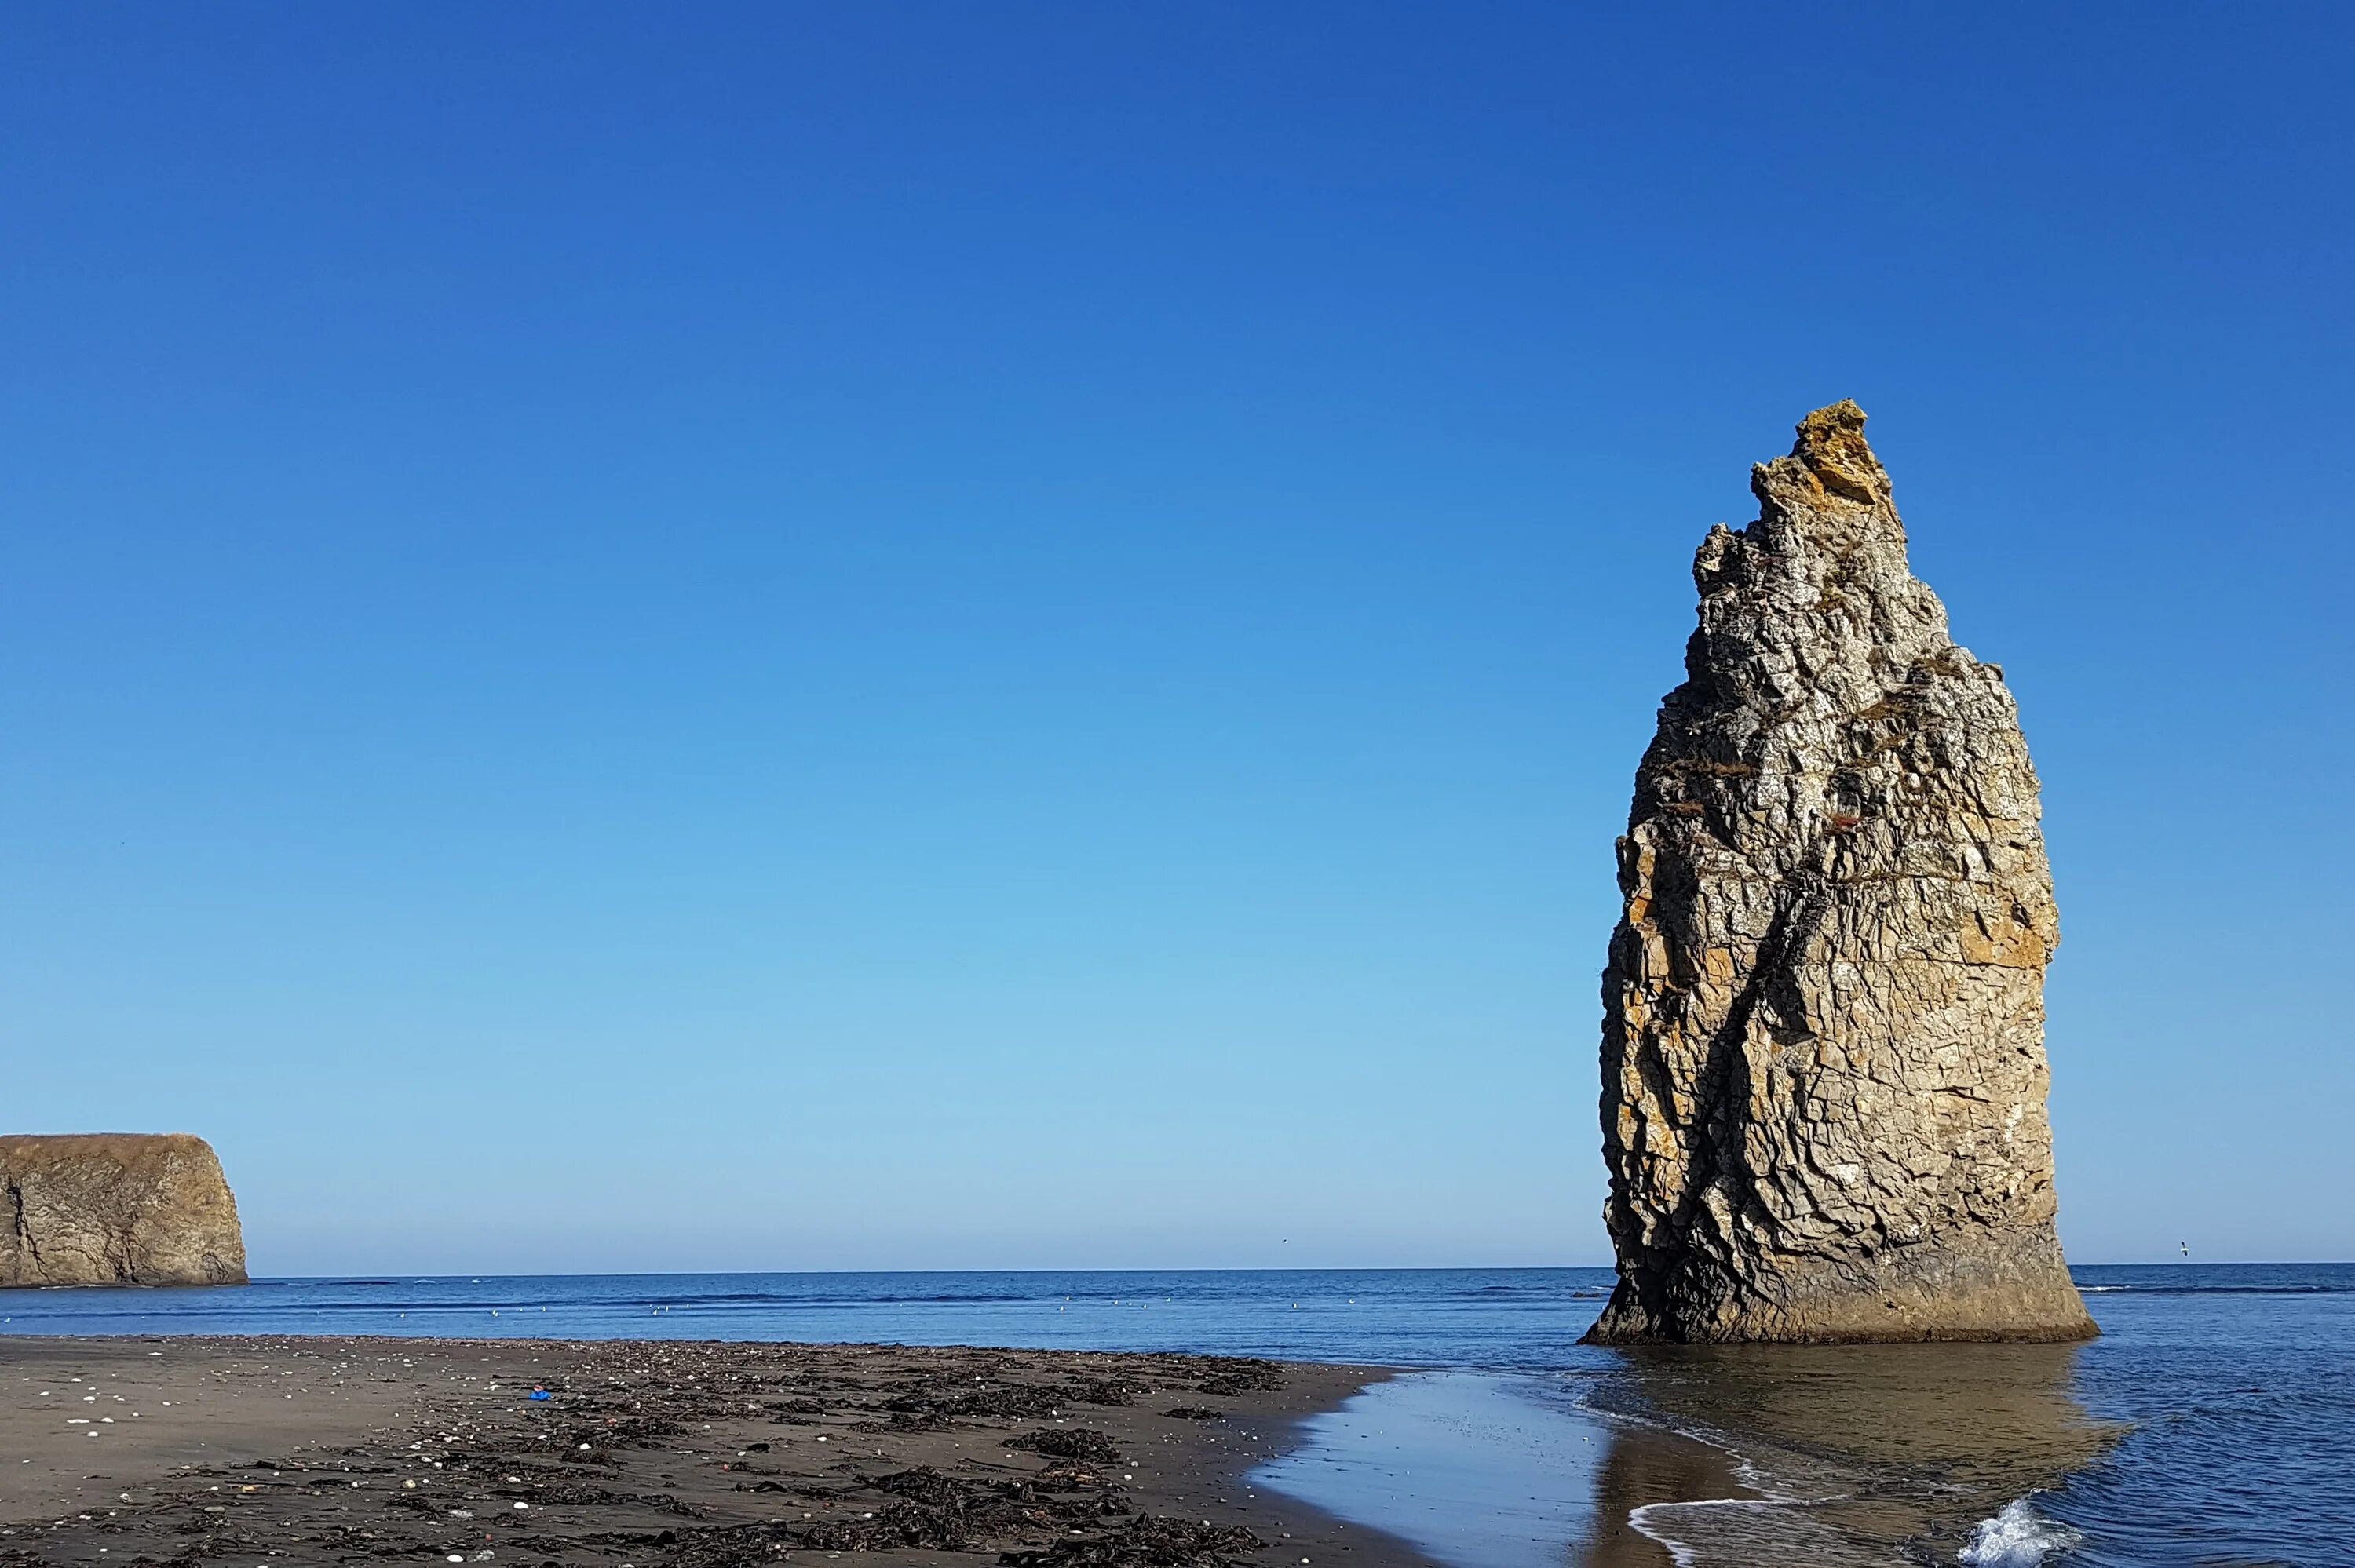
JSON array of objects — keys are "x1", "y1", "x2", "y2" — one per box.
[{"x1": 0, "y1": 1336, "x2": 1421, "y2": 1568}]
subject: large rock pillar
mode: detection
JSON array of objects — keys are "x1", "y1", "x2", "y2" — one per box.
[{"x1": 1586, "y1": 403, "x2": 2094, "y2": 1344}]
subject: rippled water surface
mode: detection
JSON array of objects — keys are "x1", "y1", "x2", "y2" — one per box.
[{"x1": 4, "y1": 1264, "x2": 2348, "y2": 1565}]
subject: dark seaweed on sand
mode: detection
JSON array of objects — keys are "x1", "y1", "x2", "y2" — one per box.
[
  {"x1": 1005, "y1": 1427, "x2": 1124, "y2": 1462},
  {"x1": 860, "y1": 1465, "x2": 969, "y2": 1507},
  {"x1": 888, "y1": 1380, "x2": 1069, "y2": 1418},
  {"x1": 765, "y1": 1397, "x2": 828, "y2": 1421},
  {"x1": 999, "y1": 1515, "x2": 1267, "y2": 1567},
  {"x1": 1031, "y1": 1464, "x2": 1124, "y2": 1491},
  {"x1": 657, "y1": 1467, "x2": 1136, "y2": 1556},
  {"x1": 1062, "y1": 1375, "x2": 1150, "y2": 1406},
  {"x1": 861, "y1": 1464, "x2": 1130, "y2": 1522},
  {"x1": 1195, "y1": 1360, "x2": 1286, "y2": 1396}
]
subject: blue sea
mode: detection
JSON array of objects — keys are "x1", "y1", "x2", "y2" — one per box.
[{"x1": 4, "y1": 1264, "x2": 2347, "y2": 1567}]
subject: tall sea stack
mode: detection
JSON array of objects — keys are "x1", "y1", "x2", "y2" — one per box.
[
  {"x1": 1, "y1": 1133, "x2": 248, "y2": 1288},
  {"x1": 1586, "y1": 403, "x2": 2094, "y2": 1344}
]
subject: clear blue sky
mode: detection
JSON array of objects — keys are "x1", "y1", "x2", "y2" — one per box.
[{"x1": 5, "y1": 5, "x2": 2348, "y2": 1274}]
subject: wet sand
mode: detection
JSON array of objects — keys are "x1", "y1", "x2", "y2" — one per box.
[{"x1": 0, "y1": 1336, "x2": 1426, "y2": 1568}]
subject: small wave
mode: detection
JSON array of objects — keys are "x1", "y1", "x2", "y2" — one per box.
[
  {"x1": 1958, "y1": 1498, "x2": 2081, "y2": 1567},
  {"x1": 1628, "y1": 1496, "x2": 1777, "y2": 1568},
  {"x1": 2085, "y1": 1282, "x2": 2341, "y2": 1294}
]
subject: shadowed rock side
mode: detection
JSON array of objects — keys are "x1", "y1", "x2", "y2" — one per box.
[
  {"x1": 1585, "y1": 403, "x2": 2094, "y2": 1344},
  {"x1": 0, "y1": 1132, "x2": 247, "y2": 1286}
]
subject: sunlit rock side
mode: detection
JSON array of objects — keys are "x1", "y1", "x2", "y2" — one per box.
[
  {"x1": 1585, "y1": 403, "x2": 2094, "y2": 1344},
  {"x1": 2, "y1": 1132, "x2": 248, "y2": 1286}
]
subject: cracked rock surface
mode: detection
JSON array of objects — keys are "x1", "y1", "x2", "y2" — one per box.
[
  {"x1": 1, "y1": 1134, "x2": 247, "y2": 1288},
  {"x1": 1586, "y1": 403, "x2": 2094, "y2": 1344}
]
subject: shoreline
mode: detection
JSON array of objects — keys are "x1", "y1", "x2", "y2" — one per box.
[
  {"x1": 1253, "y1": 1369, "x2": 1755, "y2": 1568},
  {"x1": 0, "y1": 1334, "x2": 1428, "y2": 1568}
]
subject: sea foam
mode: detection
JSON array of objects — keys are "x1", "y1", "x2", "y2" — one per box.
[{"x1": 1958, "y1": 1498, "x2": 2081, "y2": 1566}]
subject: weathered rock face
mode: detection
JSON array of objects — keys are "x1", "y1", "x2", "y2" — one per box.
[
  {"x1": 1586, "y1": 403, "x2": 2094, "y2": 1344},
  {"x1": 1, "y1": 1133, "x2": 248, "y2": 1287}
]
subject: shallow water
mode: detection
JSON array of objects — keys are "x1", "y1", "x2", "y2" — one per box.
[
  {"x1": 5, "y1": 1264, "x2": 2349, "y2": 1566},
  {"x1": 1250, "y1": 1372, "x2": 1622, "y2": 1568},
  {"x1": 1247, "y1": 1371, "x2": 1829, "y2": 1568},
  {"x1": 1577, "y1": 1340, "x2": 2124, "y2": 1565}
]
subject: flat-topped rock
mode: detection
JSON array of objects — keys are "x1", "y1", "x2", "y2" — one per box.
[
  {"x1": 1, "y1": 1133, "x2": 248, "y2": 1287},
  {"x1": 1585, "y1": 403, "x2": 2094, "y2": 1344}
]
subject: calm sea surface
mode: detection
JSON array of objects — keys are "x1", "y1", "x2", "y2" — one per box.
[{"x1": 4, "y1": 1264, "x2": 2346, "y2": 1567}]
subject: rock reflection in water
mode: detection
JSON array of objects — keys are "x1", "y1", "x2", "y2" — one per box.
[
  {"x1": 1578, "y1": 1342, "x2": 2120, "y2": 1566},
  {"x1": 1572, "y1": 1416, "x2": 1770, "y2": 1568}
]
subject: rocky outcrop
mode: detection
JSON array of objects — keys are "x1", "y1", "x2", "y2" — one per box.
[
  {"x1": 1, "y1": 1133, "x2": 248, "y2": 1287},
  {"x1": 1586, "y1": 403, "x2": 2094, "y2": 1344}
]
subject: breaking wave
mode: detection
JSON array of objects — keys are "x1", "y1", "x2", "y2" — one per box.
[{"x1": 1958, "y1": 1498, "x2": 2082, "y2": 1566}]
